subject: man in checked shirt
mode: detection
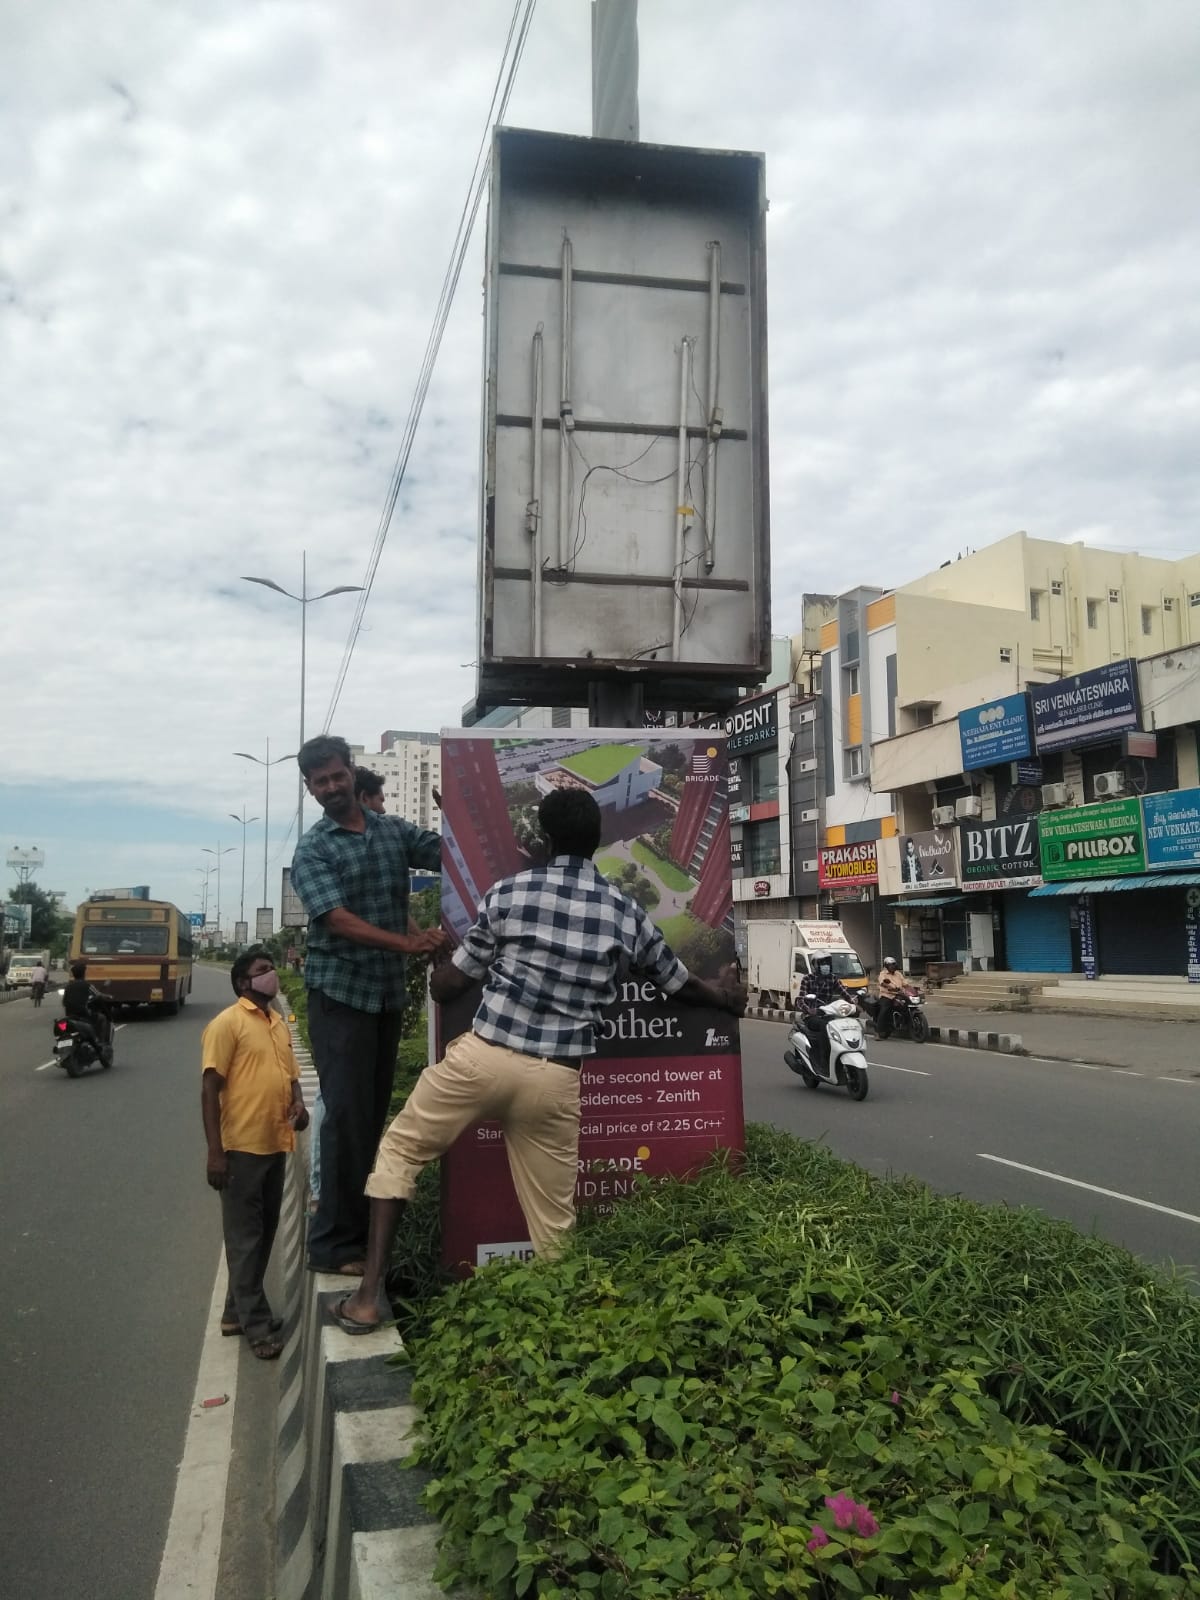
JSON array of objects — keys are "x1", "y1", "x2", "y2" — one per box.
[{"x1": 332, "y1": 786, "x2": 746, "y2": 1332}]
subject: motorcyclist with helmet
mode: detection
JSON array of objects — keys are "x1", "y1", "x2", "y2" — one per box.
[
  {"x1": 795, "y1": 954, "x2": 857, "y2": 1076},
  {"x1": 60, "y1": 961, "x2": 116, "y2": 1065}
]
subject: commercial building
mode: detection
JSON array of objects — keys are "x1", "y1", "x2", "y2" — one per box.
[
  {"x1": 815, "y1": 532, "x2": 1200, "y2": 981},
  {"x1": 350, "y1": 736, "x2": 442, "y2": 832}
]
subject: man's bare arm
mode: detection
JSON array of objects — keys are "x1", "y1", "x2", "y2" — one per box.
[{"x1": 324, "y1": 906, "x2": 448, "y2": 957}]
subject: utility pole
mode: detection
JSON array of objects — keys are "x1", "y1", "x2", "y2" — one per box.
[{"x1": 588, "y1": 1, "x2": 642, "y2": 730}]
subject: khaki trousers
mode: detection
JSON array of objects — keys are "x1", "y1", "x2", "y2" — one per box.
[{"x1": 367, "y1": 1032, "x2": 582, "y2": 1258}]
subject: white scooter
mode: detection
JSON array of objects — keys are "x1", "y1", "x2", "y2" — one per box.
[{"x1": 785, "y1": 998, "x2": 870, "y2": 1101}]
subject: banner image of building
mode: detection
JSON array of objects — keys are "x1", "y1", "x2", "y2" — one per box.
[{"x1": 437, "y1": 729, "x2": 744, "y2": 1271}]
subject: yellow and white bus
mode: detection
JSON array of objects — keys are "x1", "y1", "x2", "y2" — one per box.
[{"x1": 70, "y1": 897, "x2": 194, "y2": 1014}]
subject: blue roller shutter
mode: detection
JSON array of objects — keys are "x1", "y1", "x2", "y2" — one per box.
[{"x1": 1004, "y1": 891, "x2": 1072, "y2": 973}]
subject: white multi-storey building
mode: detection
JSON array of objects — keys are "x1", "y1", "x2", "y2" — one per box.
[{"x1": 349, "y1": 734, "x2": 442, "y2": 831}]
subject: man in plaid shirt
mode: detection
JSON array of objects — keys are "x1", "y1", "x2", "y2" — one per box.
[
  {"x1": 290, "y1": 734, "x2": 448, "y2": 1275},
  {"x1": 333, "y1": 787, "x2": 745, "y2": 1333}
]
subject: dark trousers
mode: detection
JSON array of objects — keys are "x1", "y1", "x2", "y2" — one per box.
[
  {"x1": 306, "y1": 991, "x2": 405, "y2": 1270},
  {"x1": 221, "y1": 1151, "x2": 285, "y2": 1339}
]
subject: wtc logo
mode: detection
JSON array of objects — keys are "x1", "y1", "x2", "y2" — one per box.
[{"x1": 704, "y1": 1027, "x2": 731, "y2": 1048}]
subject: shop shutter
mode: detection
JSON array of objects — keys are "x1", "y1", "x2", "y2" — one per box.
[
  {"x1": 1096, "y1": 889, "x2": 1185, "y2": 976},
  {"x1": 1004, "y1": 892, "x2": 1072, "y2": 973}
]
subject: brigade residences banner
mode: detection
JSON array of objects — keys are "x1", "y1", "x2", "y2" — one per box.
[
  {"x1": 437, "y1": 729, "x2": 744, "y2": 1272},
  {"x1": 818, "y1": 841, "x2": 878, "y2": 888}
]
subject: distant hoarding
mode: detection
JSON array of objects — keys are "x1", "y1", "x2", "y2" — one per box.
[
  {"x1": 477, "y1": 127, "x2": 770, "y2": 713},
  {"x1": 958, "y1": 694, "x2": 1032, "y2": 771},
  {"x1": 234, "y1": 921, "x2": 248, "y2": 945},
  {"x1": 280, "y1": 867, "x2": 307, "y2": 929},
  {"x1": 1039, "y1": 797, "x2": 1145, "y2": 881},
  {"x1": 187, "y1": 912, "x2": 205, "y2": 929},
  {"x1": 255, "y1": 907, "x2": 274, "y2": 939},
  {"x1": 437, "y1": 728, "x2": 743, "y2": 1273},
  {"x1": 1030, "y1": 659, "x2": 1140, "y2": 753}
]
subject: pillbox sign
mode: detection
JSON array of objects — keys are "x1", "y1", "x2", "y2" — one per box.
[
  {"x1": 1029, "y1": 659, "x2": 1140, "y2": 753},
  {"x1": 818, "y1": 842, "x2": 879, "y2": 888},
  {"x1": 1038, "y1": 796, "x2": 1145, "y2": 882}
]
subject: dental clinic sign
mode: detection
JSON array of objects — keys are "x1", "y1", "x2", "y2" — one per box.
[
  {"x1": 1039, "y1": 796, "x2": 1146, "y2": 882},
  {"x1": 1029, "y1": 658, "x2": 1141, "y2": 753}
]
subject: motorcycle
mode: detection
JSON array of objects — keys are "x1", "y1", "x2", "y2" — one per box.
[
  {"x1": 865, "y1": 986, "x2": 930, "y2": 1043},
  {"x1": 51, "y1": 1013, "x2": 115, "y2": 1078},
  {"x1": 785, "y1": 998, "x2": 870, "y2": 1100}
]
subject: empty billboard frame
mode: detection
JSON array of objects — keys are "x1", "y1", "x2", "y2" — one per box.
[{"x1": 477, "y1": 127, "x2": 770, "y2": 714}]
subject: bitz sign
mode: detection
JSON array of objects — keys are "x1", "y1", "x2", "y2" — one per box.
[
  {"x1": 818, "y1": 842, "x2": 878, "y2": 889},
  {"x1": 959, "y1": 818, "x2": 1042, "y2": 891}
]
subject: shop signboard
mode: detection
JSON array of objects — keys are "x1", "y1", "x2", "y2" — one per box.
[
  {"x1": 725, "y1": 693, "x2": 779, "y2": 756},
  {"x1": 958, "y1": 694, "x2": 1032, "y2": 770},
  {"x1": 1029, "y1": 659, "x2": 1140, "y2": 753},
  {"x1": 1143, "y1": 787, "x2": 1200, "y2": 869},
  {"x1": 818, "y1": 841, "x2": 878, "y2": 889},
  {"x1": 1186, "y1": 886, "x2": 1200, "y2": 984},
  {"x1": 896, "y1": 827, "x2": 959, "y2": 891},
  {"x1": 959, "y1": 818, "x2": 1042, "y2": 892},
  {"x1": 1079, "y1": 898, "x2": 1097, "y2": 979},
  {"x1": 1039, "y1": 796, "x2": 1145, "y2": 882},
  {"x1": 437, "y1": 729, "x2": 744, "y2": 1272},
  {"x1": 730, "y1": 837, "x2": 744, "y2": 870}
]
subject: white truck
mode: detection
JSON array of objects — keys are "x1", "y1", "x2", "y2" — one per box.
[
  {"x1": 5, "y1": 950, "x2": 51, "y2": 990},
  {"x1": 743, "y1": 921, "x2": 868, "y2": 1009}
]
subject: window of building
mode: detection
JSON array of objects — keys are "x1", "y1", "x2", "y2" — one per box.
[
  {"x1": 744, "y1": 818, "x2": 781, "y2": 875},
  {"x1": 749, "y1": 749, "x2": 779, "y2": 804},
  {"x1": 1165, "y1": 596, "x2": 1175, "y2": 612},
  {"x1": 1142, "y1": 606, "x2": 1154, "y2": 637},
  {"x1": 1190, "y1": 593, "x2": 1200, "y2": 609},
  {"x1": 1029, "y1": 589, "x2": 1042, "y2": 621},
  {"x1": 1051, "y1": 579, "x2": 1063, "y2": 596},
  {"x1": 999, "y1": 647, "x2": 1013, "y2": 663},
  {"x1": 1108, "y1": 588, "x2": 1120, "y2": 604},
  {"x1": 914, "y1": 705, "x2": 935, "y2": 728},
  {"x1": 551, "y1": 706, "x2": 571, "y2": 728},
  {"x1": 1086, "y1": 599, "x2": 1100, "y2": 629},
  {"x1": 847, "y1": 665, "x2": 860, "y2": 696},
  {"x1": 844, "y1": 746, "x2": 864, "y2": 780}
]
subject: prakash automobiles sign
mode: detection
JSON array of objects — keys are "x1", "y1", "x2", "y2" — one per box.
[{"x1": 818, "y1": 842, "x2": 878, "y2": 888}]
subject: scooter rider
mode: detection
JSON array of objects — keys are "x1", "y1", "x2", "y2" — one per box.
[
  {"x1": 796, "y1": 955, "x2": 857, "y2": 1075},
  {"x1": 61, "y1": 961, "x2": 115, "y2": 1064}
]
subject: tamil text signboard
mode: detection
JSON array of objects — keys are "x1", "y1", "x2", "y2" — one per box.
[
  {"x1": 958, "y1": 694, "x2": 1032, "y2": 771},
  {"x1": 959, "y1": 818, "x2": 1042, "y2": 892},
  {"x1": 1029, "y1": 659, "x2": 1140, "y2": 753},
  {"x1": 1143, "y1": 787, "x2": 1200, "y2": 869},
  {"x1": 818, "y1": 841, "x2": 878, "y2": 889},
  {"x1": 1039, "y1": 797, "x2": 1145, "y2": 882},
  {"x1": 438, "y1": 729, "x2": 743, "y2": 1271}
]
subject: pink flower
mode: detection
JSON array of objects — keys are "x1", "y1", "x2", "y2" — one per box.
[
  {"x1": 890, "y1": 1390, "x2": 900, "y2": 1405},
  {"x1": 807, "y1": 1526, "x2": 830, "y2": 1552},
  {"x1": 854, "y1": 1505, "x2": 880, "y2": 1538},
  {"x1": 825, "y1": 1493, "x2": 857, "y2": 1530}
]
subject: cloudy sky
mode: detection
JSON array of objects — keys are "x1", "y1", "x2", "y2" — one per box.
[{"x1": 3, "y1": 0, "x2": 1198, "y2": 919}]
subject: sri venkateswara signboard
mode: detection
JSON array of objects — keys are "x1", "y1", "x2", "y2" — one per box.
[
  {"x1": 1029, "y1": 659, "x2": 1140, "y2": 753},
  {"x1": 476, "y1": 128, "x2": 770, "y2": 713}
]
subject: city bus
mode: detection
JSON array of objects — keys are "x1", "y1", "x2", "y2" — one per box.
[{"x1": 70, "y1": 896, "x2": 194, "y2": 1014}]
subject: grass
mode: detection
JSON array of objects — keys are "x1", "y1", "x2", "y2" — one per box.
[
  {"x1": 630, "y1": 838, "x2": 693, "y2": 892},
  {"x1": 557, "y1": 744, "x2": 646, "y2": 786},
  {"x1": 595, "y1": 853, "x2": 627, "y2": 880},
  {"x1": 653, "y1": 910, "x2": 705, "y2": 950}
]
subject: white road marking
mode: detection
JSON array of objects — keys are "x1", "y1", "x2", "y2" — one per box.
[
  {"x1": 1114, "y1": 1069, "x2": 1144, "y2": 1077},
  {"x1": 152, "y1": 1245, "x2": 239, "y2": 1600},
  {"x1": 977, "y1": 1154, "x2": 1200, "y2": 1227},
  {"x1": 868, "y1": 1061, "x2": 931, "y2": 1076},
  {"x1": 1158, "y1": 1076, "x2": 1200, "y2": 1086},
  {"x1": 34, "y1": 1059, "x2": 57, "y2": 1072}
]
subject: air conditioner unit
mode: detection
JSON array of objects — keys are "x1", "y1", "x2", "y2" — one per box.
[
  {"x1": 955, "y1": 795, "x2": 983, "y2": 819},
  {"x1": 931, "y1": 804, "x2": 956, "y2": 826},
  {"x1": 1041, "y1": 782, "x2": 1067, "y2": 807},
  {"x1": 1094, "y1": 771, "x2": 1126, "y2": 798}
]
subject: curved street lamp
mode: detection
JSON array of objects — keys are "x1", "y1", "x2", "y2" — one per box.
[
  {"x1": 240, "y1": 553, "x2": 363, "y2": 836},
  {"x1": 201, "y1": 845, "x2": 236, "y2": 940},
  {"x1": 235, "y1": 740, "x2": 295, "y2": 925},
  {"x1": 228, "y1": 808, "x2": 261, "y2": 936}
]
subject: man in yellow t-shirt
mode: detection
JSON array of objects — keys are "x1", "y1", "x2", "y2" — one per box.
[{"x1": 201, "y1": 948, "x2": 308, "y2": 1360}]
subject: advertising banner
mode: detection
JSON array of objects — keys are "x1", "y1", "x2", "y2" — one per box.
[
  {"x1": 1143, "y1": 787, "x2": 1200, "y2": 869},
  {"x1": 958, "y1": 694, "x2": 1033, "y2": 770},
  {"x1": 896, "y1": 827, "x2": 959, "y2": 892},
  {"x1": 725, "y1": 693, "x2": 778, "y2": 757},
  {"x1": 959, "y1": 818, "x2": 1042, "y2": 892},
  {"x1": 438, "y1": 729, "x2": 743, "y2": 1272},
  {"x1": 280, "y1": 867, "x2": 307, "y2": 928},
  {"x1": 818, "y1": 841, "x2": 879, "y2": 889},
  {"x1": 255, "y1": 908, "x2": 274, "y2": 939},
  {"x1": 1079, "y1": 898, "x2": 1097, "y2": 979},
  {"x1": 1029, "y1": 659, "x2": 1140, "y2": 753},
  {"x1": 1039, "y1": 797, "x2": 1145, "y2": 882},
  {"x1": 1187, "y1": 886, "x2": 1200, "y2": 984}
]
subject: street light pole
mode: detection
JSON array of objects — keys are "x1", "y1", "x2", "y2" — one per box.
[
  {"x1": 235, "y1": 740, "x2": 295, "y2": 917},
  {"x1": 240, "y1": 554, "x2": 363, "y2": 841},
  {"x1": 228, "y1": 808, "x2": 260, "y2": 933},
  {"x1": 202, "y1": 845, "x2": 235, "y2": 940}
]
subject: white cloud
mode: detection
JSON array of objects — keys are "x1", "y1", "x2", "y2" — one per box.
[{"x1": 2, "y1": 1, "x2": 1199, "y2": 906}]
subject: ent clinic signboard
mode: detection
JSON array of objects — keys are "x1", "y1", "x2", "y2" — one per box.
[
  {"x1": 958, "y1": 694, "x2": 1032, "y2": 771},
  {"x1": 1029, "y1": 659, "x2": 1140, "y2": 753},
  {"x1": 437, "y1": 729, "x2": 744, "y2": 1272}
]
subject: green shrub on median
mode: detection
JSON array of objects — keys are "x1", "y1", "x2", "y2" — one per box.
[{"x1": 403, "y1": 1128, "x2": 1199, "y2": 1597}]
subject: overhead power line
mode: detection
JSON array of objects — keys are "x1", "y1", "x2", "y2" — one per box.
[{"x1": 322, "y1": 0, "x2": 538, "y2": 731}]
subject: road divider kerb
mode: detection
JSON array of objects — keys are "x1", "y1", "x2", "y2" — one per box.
[{"x1": 744, "y1": 1006, "x2": 1023, "y2": 1056}]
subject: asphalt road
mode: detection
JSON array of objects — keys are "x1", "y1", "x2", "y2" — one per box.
[
  {"x1": 740, "y1": 1018, "x2": 1200, "y2": 1280},
  {"x1": 0, "y1": 966, "x2": 233, "y2": 1600}
]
